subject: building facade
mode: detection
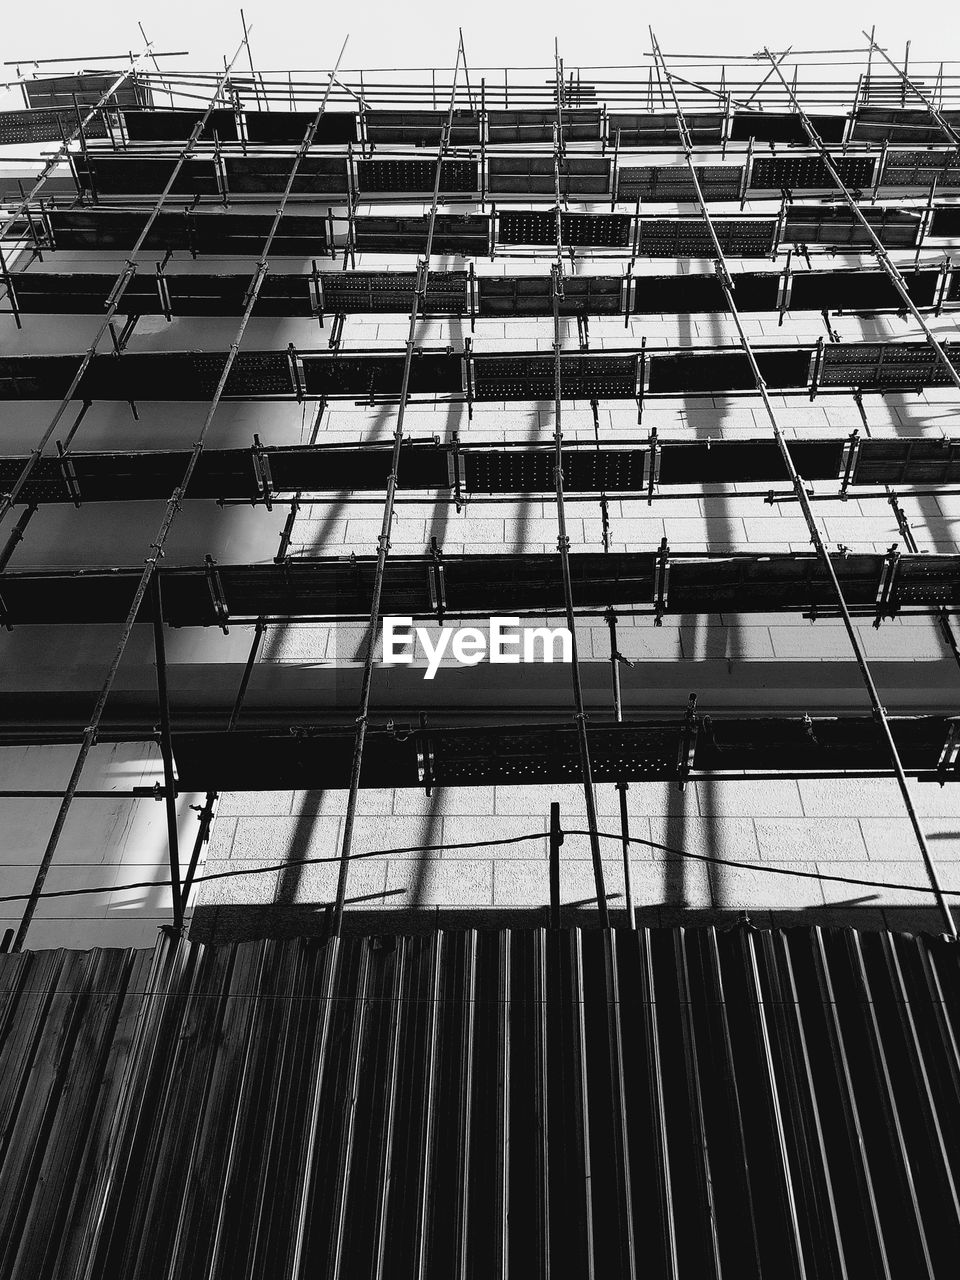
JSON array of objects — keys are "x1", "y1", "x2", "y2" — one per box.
[{"x1": 0, "y1": 44, "x2": 959, "y2": 945}]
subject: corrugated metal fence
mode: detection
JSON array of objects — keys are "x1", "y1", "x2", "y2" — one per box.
[{"x1": 1, "y1": 925, "x2": 959, "y2": 1278}]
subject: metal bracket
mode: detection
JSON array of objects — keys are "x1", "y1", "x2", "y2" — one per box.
[
  {"x1": 309, "y1": 258, "x2": 324, "y2": 321},
  {"x1": 874, "y1": 543, "x2": 901, "y2": 626},
  {"x1": 155, "y1": 262, "x2": 173, "y2": 322},
  {"x1": 677, "y1": 693, "x2": 699, "y2": 792},
  {"x1": 809, "y1": 335, "x2": 825, "y2": 401},
  {"x1": 642, "y1": 427, "x2": 661, "y2": 506},
  {"x1": 448, "y1": 431, "x2": 466, "y2": 512},
  {"x1": 416, "y1": 719, "x2": 434, "y2": 796},
  {"x1": 0, "y1": 589, "x2": 10, "y2": 631},
  {"x1": 428, "y1": 537, "x2": 446, "y2": 623},
  {"x1": 776, "y1": 248, "x2": 792, "y2": 326},
  {"x1": 653, "y1": 536, "x2": 670, "y2": 626},
  {"x1": 464, "y1": 336, "x2": 474, "y2": 422},
  {"x1": 204, "y1": 554, "x2": 230, "y2": 634},
  {"x1": 251, "y1": 433, "x2": 274, "y2": 510},
  {"x1": 56, "y1": 441, "x2": 81, "y2": 507},
  {"x1": 838, "y1": 428, "x2": 861, "y2": 498},
  {"x1": 637, "y1": 335, "x2": 648, "y2": 426},
  {"x1": 286, "y1": 343, "x2": 305, "y2": 400}
]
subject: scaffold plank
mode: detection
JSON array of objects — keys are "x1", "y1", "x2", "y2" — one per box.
[
  {"x1": 242, "y1": 110, "x2": 357, "y2": 143},
  {"x1": 617, "y1": 164, "x2": 743, "y2": 202},
  {"x1": 2, "y1": 551, "x2": 957, "y2": 625},
  {"x1": 784, "y1": 204, "x2": 921, "y2": 246},
  {"x1": 121, "y1": 108, "x2": 238, "y2": 141},
  {"x1": 168, "y1": 712, "x2": 960, "y2": 787},
  {"x1": 353, "y1": 214, "x2": 488, "y2": 253},
  {"x1": 637, "y1": 218, "x2": 777, "y2": 257},
  {"x1": 648, "y1": 348, "x2": 812, "y2": 393},
  {"x1": 23, "y1": 73, "x2": 148, "y2": 110},
  {"x1": 477, "y1": 275, "x2": 623, "y2": 315},
  {"x1": 749, "y1": 155, "x2": 875, "y2": 191},
  {"x1": 730, "y1": 112, "x2": 846, "y2": 143},
  {"x1": 472, "y1": 353, "x2": 638, "y2": 399},
  {"x1": 0, "y1": 108, "x2": 107, "y2": 145},
  {"x1": 819, "y1": 341, "x2": 960, "y2": 389},
  {"x1": 853, "y1": 107, "x2": 960, "y2": 143},
  {"x1": 606, "y1": 112, "x2": 723, "y2": 145},
  {"x1": 488, "y1": 110, "x2": 601, "y2": 142},
  {"x1": 363, "y1": 110, "x2": 481, "y2": 144},
  {"x1": 355, "y1": 159, "x2": 478, "y2": 193}
]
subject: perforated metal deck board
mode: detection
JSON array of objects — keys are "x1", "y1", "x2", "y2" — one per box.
[
  {"x1": 819, "y1": 341, "x2": 960, "y2": 389},
  {"x1": 355, "y1": 159, "x2": 478, "y2": 193},
  {"x1": 472, "y1": 353, "x2": 638, "y2": 400},
  {"x1": 464, "y1": 447, "x2": 645, "y2": 492},
  {"x1": 497, "y1": 211, "x2": 559, "y2": 245},
  {"x1": 617, "y1": 165, "x2": 743, "y2": 202},
  {"x1": 749, "y1": 155, "x2": 875, "y2": 191},
  {"x1": 0, "y1": 108, "x2": 106, "y2": 145},
  {"x1": 320, "y1": 271, "x2": 468, "y2": 314},
  {"x1": 880, "y1": 149, "x2": 960, "y2": 189},
  {"x1": 637, "y1": 219, "x2": 777, "y2": 257}
]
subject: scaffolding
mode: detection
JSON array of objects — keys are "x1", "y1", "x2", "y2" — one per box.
[{"x1": 2, "y1": 32, "x2": 960, "y2": 947}]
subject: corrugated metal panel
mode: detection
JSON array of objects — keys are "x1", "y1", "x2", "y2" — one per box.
[{"x1": 1, "y1": 926, "x2": 959, "y2": 1278}]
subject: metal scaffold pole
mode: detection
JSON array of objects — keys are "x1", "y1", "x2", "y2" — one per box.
[
  {"x1": 651, "y1": 29, "x2": 957, "y2": 937},
  {"x1": 329, "y1": 35, "x2": 466, "y2": 939},
  {"x1": 548, "y1": 39, "x2": 608, "y2": 924},
  {"x1": 10, "y1": 36, "x2": 349, "y2": 952}
]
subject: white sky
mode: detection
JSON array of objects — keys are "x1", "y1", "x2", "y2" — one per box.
[{"x1": 2, "y1": 0, "x2": 958, "y2": 79}]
